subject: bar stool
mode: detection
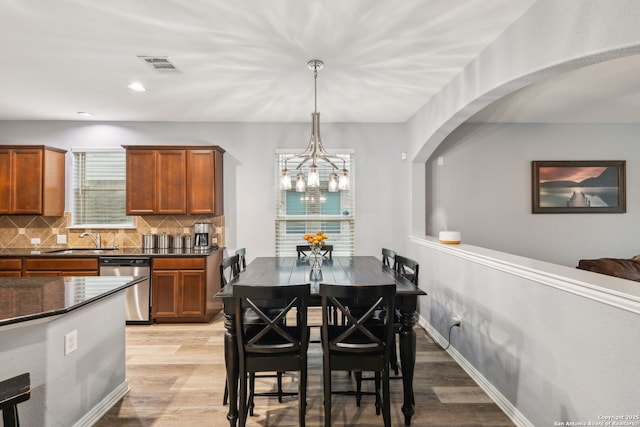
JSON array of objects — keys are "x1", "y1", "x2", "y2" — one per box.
[{"x1": 0, "y1": 373, "x2": 31, "y2": 427}]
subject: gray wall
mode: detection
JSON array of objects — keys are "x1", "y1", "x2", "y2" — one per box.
[
  {"x1": 427, "y1": 123, "x2": 640, "y2": 267},
  {"x1": 0, "y1": 120, "x2": 408, "y2": 260}
]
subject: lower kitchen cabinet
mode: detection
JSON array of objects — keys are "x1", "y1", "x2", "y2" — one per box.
[
  {"x1": 0, "y1": 258, "x2": 22, "y2": 276},
  {"x1": 152, "y1": 253, "x2": 222, "y2": 323},
  {"x1": 22, "y1": 257, "x2": 99, "y2": 276}
]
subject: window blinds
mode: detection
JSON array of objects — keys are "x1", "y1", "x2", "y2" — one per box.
[{"x1": 72, "y1": 149, "x2": 133, "y2": 226}]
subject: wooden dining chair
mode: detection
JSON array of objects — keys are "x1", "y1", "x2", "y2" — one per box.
[
  {"x1": 296, "y1": 244, "x2": 334, "y2": 260},
  {"x1": 394, "y1": 255, "x2": 419, "y2": 286},
  {"x1": 320, "y1": 283, "x2": 395, "y2": 427},
  {"x1": 381, "y1": 248, "x2": 396, "y2": 268},
  {"x1": 234, "y1": 283, "x2": 310, "y2": 427}
]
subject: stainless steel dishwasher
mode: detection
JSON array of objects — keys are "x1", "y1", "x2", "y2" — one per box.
[{"x1": 99, "y1": 257, "x2": 151, "y2": 324}]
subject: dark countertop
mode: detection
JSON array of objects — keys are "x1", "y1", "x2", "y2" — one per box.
[
  {"x1": 0, "y1": 275, "x2": 146, "y2": 327},
  {"x1": 0, "y1": 247, "x2": 224, "y2": 258}
]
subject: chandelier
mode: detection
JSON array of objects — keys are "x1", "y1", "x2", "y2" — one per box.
[{"x1": 280, "y1": 59, "x2": 350, "y2": 192}]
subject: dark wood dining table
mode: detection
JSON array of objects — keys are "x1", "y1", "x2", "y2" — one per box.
[{"x1": 216, "y1": 256, "x2": 427, "y2": 426}]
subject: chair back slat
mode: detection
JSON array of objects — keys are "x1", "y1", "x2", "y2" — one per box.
[{"x1": 235, "y1": 248, "x2": 247, "y2": 270}]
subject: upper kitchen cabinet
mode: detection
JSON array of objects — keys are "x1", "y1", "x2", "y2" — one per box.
[
  {"x1": 0, "y1": 146, "x2": 66, "y2": 216},
  {"x1": 124, "y1": 145, "x2": 224, "y2": 215}
]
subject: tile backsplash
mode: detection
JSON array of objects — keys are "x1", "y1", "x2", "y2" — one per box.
[{"x1": 0, "y1": 212, "x2": 225, "y2": 249}]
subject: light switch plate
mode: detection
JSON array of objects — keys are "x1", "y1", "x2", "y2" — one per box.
[
  {"x1": 57, "y1": 234, "x2": 67, "y2": 244},
  {"x1": 31, "y1": 237, "x2": 41, "y2": 245}
]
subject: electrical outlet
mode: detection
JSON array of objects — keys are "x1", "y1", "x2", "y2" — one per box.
[
  {"x1": 31, "y1": 237, "x2": 41, "y2": 245},
  {"x1": 57, "y1": 234, "x2": 67, "y2": 244},
  {"x1": 451, "y1": 315, "x2": 463, "y2": 329},
  {"x1": 65, "y1": 330, "x2": 78, "y2": 355}
]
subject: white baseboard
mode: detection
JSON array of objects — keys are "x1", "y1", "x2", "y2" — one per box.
[
  {"x1": 73, "y1": 380, "x2": 130, "y2": 427},
  {"x1": 417, "y1": 315, "x2": 533, "y2": 427}
]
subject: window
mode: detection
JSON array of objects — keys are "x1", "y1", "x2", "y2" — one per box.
[
  {"x1": 275, "y1": 150, "x2": 354, "y2": 256},
  {"x1": 72, "y1": 148, "x2": 133, "y2": 227}
]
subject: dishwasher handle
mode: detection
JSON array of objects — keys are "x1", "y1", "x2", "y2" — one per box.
[{"x1": 99, "y1": 257, "x2": 151, "y2": 267}]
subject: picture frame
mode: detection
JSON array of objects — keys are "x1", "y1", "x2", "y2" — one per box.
[{"x1": 532, "y1": 160, "x2": 626, "y2": 214}]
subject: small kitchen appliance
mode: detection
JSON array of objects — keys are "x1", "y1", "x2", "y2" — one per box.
[{"x1": 194, "y1": 222, "x2": 212, "y2": 250}]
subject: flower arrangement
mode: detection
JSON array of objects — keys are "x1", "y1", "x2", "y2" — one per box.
[{"x1": 303, "y1": 231, "x2": 328, "y2": 250}]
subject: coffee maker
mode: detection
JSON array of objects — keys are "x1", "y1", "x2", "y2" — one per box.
[{"x1": 193, "y1": 222, "x2": 212, "y2": 250}]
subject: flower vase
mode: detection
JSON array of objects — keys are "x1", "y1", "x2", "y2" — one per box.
[{"x1": 309, "y1": 246, "x2": 323, "y2": 279}]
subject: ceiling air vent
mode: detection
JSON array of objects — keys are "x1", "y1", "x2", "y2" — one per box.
[{"x1": 138, "y1": 56, "x2": 181, "y2": 73}]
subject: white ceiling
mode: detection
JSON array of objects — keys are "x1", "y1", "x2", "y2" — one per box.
[{"x1": 0, "y1": 0, "x2": 538, "y2": 123}]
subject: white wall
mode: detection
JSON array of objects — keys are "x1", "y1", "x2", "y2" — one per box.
[
  {"x1": 411, "y1": 237, "x2": 640, "y2": 427},
  {"x1": 0, "y1": 120, "x2": 408, "y2": 260},
  {"x1": 427, "y1": 123, "x2": 640, "y2": 267}
]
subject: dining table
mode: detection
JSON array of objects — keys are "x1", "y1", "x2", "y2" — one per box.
[{"x1": 216, "y1": 255, "x2": 427, "y2": 427}]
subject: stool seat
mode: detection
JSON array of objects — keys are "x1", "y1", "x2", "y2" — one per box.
[{"x1": 0, "y1": 373, "x2": 31, "y2": 427}]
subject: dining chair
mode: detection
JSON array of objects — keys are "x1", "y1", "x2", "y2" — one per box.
[
  {"x1": 234, "y1": 283, "x2": 310, "y2": 427},
  {"x1": 381, "y1": 248, "x2": 396, "y2": 268},
  {"x1": 235, "y1": 248, "x2": 247, "y2": 270},
  {"x1": 394, "y1": 255, "x2": 419, "y2": 286},
  {"x1": 296, "y1": 244, "x2": 333, "y2": 260},
  {"x1": 320, "y1": 283, "x2": 395, "y2": 427}
]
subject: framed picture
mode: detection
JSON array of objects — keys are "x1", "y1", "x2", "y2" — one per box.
[{"x1": 532, "y1": 160, "x2": 626, "y2": 213}]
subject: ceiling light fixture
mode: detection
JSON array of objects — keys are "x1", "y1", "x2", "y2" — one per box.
[
  {"x1": 127, "y1": 82, "x2": 146, "y2": 92},
  {"x1": 280, "y1": 60, "x2": 349, "y2": 193},
  {"x1": 77, "y1": 111, "x2": 94, "y2": 117}
]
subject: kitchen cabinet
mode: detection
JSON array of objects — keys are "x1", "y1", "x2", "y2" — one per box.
[
  {"x1": 0, "y1": 258, "x2": 22, "y2": 277},
  {"x1": 124, "y1": 145, "x2": 224, "y2": 215},
  {"x1": 0, "y1": 146, "x2": 66, "y2": 216},
  {"x1": 22, "y1": 257, "x2": 99, "y2": 276},
  {"x1": 151, "y1": 252, "x2": 222, "y2": 323}
]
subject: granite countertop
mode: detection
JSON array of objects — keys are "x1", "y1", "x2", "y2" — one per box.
[
  {"x1": 0, "y1": 247, "x2": 224, "y2": 257},
  {"x1": 0, "y1": 275, "x2": 146, "y2": 327}
]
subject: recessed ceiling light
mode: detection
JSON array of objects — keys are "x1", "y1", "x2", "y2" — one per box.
[
  {"x1": 77, "y1": 111, "x2": 94, "y2": 117},
  {"x1": 128, "y1": 82, "x2": 146, "y2": 92}
]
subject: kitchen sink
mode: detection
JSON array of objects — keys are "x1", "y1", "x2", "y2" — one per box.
[{"x1": 45, "y1": 247, "x2": 119, "y2": 255}]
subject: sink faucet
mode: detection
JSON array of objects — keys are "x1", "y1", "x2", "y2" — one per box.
[{"x1": 79, "y1": 232, "x2": 101, "y2": 248}]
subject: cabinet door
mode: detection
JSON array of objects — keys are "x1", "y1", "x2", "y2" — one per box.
[
  {"x1": 152, "y1": 270, "x2": 180, "y2": 318},
  {"x1": 179, "y1": 270, "x2": 206, "y2": 316},
  {"x1": 0, "y1": 149, "x2": 10, "y2": 213},
  {"x1": 187, "y1": 149, "x2": 215, "y2": 214},
  {"x1": 126, "y1": 150, "x2": 157, "y2": 214},
  {"x1": 156, "y1": 150, "x2": 187, "y2": 214},
  {"x1": 11, "y1": 149, "x2": 44, "y2": 214}
]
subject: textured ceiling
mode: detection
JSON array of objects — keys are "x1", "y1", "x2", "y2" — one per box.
[{"x1": 0, "y1": 0, "x2": 537, "y2": 122}]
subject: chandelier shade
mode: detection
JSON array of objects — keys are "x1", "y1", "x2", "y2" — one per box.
[{"x1": 280, "y1": 60, "x2": 350, "y2": 191}]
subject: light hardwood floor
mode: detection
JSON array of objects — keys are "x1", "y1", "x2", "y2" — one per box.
[{"x1": 95, "y1": 313, "x2": 515, "y2": 426}]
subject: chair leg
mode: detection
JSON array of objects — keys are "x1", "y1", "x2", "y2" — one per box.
[
  {"x1": 239, "y1": 372, "x2": 248, "y2": 427},
  {"x1": 299, "y1": 365, "x2": 307, "y2": 427},
  {"x1": 354, "y1": 371, "x2": 362, "y2": 407},
  {"x1": 2, "y1": 406, "x2": 19, "y2": 427},
  {"x1": 374, "y1": 371, "x2": 381, "y2": 416},
  {"x1": 277, "y1": 371, "x2": 283, "y2": 403},
  {"x1": 249, "y1": 373, "x2": 256, "y2": 416},
  {"x1": 223, "y1": 380, "x2": 228, "y2": 405},
  {"x1": 323, "y1": 361, "x2": 331, "y2": 427},
  {"x1": 390, "y1": 333, "x2": 399, "y2": 375},
  {"x1": 382, "y1": 368, "x2": 391, "y2": 427}
]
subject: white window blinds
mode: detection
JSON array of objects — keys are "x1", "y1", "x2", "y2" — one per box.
[
  {"x1": 72, "y1": 149, "x2": 133, "y2": 227},
  {"x1": 275, "y1": 150, "x2": 354, "y2": 257}
]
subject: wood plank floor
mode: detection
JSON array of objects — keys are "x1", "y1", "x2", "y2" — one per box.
[{"x1": 95, "y1": 313, "x2": 515, "y2": 426}]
